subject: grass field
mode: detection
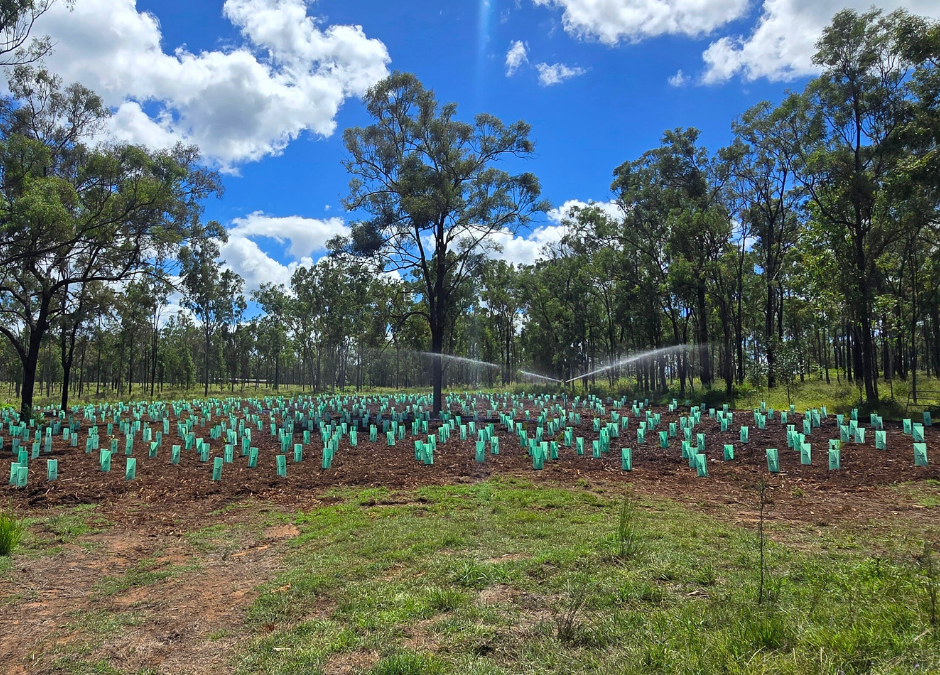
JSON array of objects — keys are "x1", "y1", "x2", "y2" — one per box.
[{"x1": 3, "y1": 477, "x2": 939, "y2": 674}]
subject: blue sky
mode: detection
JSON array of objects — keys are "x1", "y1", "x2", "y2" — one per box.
[{"x1": 29, "y1": 0, "x2": 940, "y2": 291}]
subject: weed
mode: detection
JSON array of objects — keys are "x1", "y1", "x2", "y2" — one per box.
[
  {"x1": 756, "y1": 478, "x2": 770, "y2": 605},
  {"x1": 426, "y1": 586, "x2": 465, "y2": 613},
  {"x1": 920, "y1": 539, "x2": 939, "y2": 630},
  {"x1": 615, "y1": 490, "x2": 641, "y2": 560},
  {"x1": 551, "y1": 577, "x2": 590, "y2": 643},
  {"x1": 0, "y1": 506, "x2": 25, "y2": 556},
  {"x1": 369, "y1": 651, "x2": 446, "y2": 675}
]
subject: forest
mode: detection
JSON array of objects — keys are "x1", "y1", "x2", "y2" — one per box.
[{"x1": 2, "y1": 7, "x2": 939, "y2": 419}]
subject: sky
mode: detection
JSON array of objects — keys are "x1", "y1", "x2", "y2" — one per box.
[{"x1": 27, "y1": 0, "x2": 940, "y2": 294}]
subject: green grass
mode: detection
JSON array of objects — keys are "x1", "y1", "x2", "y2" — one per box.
[
  {"x1": 231, "y1": 479, "x2": 940, "y2": 675},
  {"x1": 0, "y1": 506, "x2": 25, "y2": 556},
  {"x1": 94, "y1": 556, "x2": 200, "y2": 596}
]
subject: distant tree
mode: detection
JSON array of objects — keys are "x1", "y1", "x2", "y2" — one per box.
[
  {"x1": 335, "y1": 72, "x2": 547, "y2": 414},
  {"x1": 252, "y1": 283, "x2": 290, "y2": 390},
  {"x1": 0, "y1": 67, "x2": 220, "y2": 420},
  {"x1": 179, "y1": 221, "x2": 244, "y2": 397}
]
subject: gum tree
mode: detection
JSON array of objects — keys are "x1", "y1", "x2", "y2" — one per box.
[
  {"x1": 335, "y1": 72, "x2": 547, "y2": 414},
  {"x1": 0, "y1": 67, "x2": 220, "y2": 420}
]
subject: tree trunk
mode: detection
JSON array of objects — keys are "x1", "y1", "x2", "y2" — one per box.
[{"x1": 204, "y1": 328, "x2": 210, "y2": 398}]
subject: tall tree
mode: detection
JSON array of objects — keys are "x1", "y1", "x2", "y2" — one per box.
[
  {"x1": 783, "y1": 8, "x2": 914, "y2": 403},
  {"x1": 335, "y1": 72, "x2": 547, "y2": 414},
  {"x1": 179, "y1": 221, "x2": 244, "y2": 398},
  {"x1": 0, "y1": 67, "x2": 220, "y2": 420}
]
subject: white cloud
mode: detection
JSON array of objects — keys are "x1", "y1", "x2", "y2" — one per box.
[
  {"x1": 35, "y1": 0, "x2": 390, "y2": 169},
  {"x1": 484, "y1": 200, "x2": 622, "y2": 265},
  {"x1": 536, "y1": 62, "x2": 586, "y2": 86},
  {"x1": 219, "y1": 236, "x2": 314, "y2": 290},
  {"x1": 229, "y1": 212, "x2": 349, "y2": 260},
  {"x1": 489, "y1": 226, "x2": 568, "y2": 265},
  {"x1": 218, "y1": 212, "x2": 349, "y2": 290},
  {"x1": 506, "y1": 40, "x2": 529, "y2": 76},
  {"x1": 547, "y1": 199, "x2": 622, "y2": 223},
  {"x1": 701, "y1": 0, "x2": 940, "y2": 83},
  {"x1": 531, "y1": 0, "x2": 749, "y2": 43},
  {"x1": 667, "y1": 69, "x2": 689, "y2": 87}
]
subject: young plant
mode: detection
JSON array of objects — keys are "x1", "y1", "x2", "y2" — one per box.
[
  {"x1": 552, "y1": 577, "x2": 590, "y2": 644},
  {"x1": 922, "y1": 539, "x2": 939, "y2": 630},
  {"x1": 756, "y1": 478, "x2": 770, "y2": 605},
  {"x1": 616, "y1": 490, "x2": 641, "y2": 560},
  {"x1": 0, "y1": 506, "x2": 25, "y2": 556}
]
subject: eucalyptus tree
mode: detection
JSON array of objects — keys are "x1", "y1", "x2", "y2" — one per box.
[
  {"x1": 55, "y1": 280, "x2": 111, "y2": 410},
  {"x1": 252, "y1": 283, "x2": 290, "y2": 390},
  {"x1": 722, "y1": 102, "x2": 802, "y2": 388},
  {"x1": 179, "y1": 221, "x2": 245, "y2": 397},
  {"x1": 335, "y1": 72, "x2": 547, "y2": 414},
  {"x1": 609, "y1": 129, "x2": 728, "y2": 391},
  {"x1": 289, "y1": 264, "x2": 325, "y2": 389},
  {"x1": 0, "y1": 0, "x2": 62, "y2": 67},
  {"x1": 481, "y1": 260, "x2": 522, "y2": 385},
  {"x1": 0, "y1": 66, "x2": 221, "y2": 420},
  {"x1": 778, "y1": 8, "x2": 915, "y2": 403}
]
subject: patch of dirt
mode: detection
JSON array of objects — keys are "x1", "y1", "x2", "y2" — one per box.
[
  {"x1": 2, "y1": 400, "x2": 937, "y2": 531},
  {"x1": 402, "y1": 617, "x2": 440, "y2": 652},
  {"x1": 322, "y1": 649, "x2": 379, "y2": 675},
  {"x1": 0, "y1": 500, "x2": 290, "y2": 675},
  {"x1": 478, "y1": 584, "x2": 519, "y2": 605},
  {"x1": 263, "y1": 523, "x2": 300, "y2": 539}
]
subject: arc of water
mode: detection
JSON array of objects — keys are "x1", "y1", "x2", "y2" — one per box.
[
  {"x1": 518, "y1": 370, "x2": 563, "y2": 383},
  {"x1": 564, "y1": 345, "x2": 686, "y2": 384},
  {"x1": 416, "y1": 352, "x2": 502, "y2": 369}
]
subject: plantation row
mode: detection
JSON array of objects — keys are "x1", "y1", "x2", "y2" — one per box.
[{"x1": 2, "y1": 393, "x2": 935, "y2": 499}]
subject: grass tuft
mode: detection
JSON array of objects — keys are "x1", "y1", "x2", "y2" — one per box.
[
  {"x1": 0, "y1": 506, "x2": 25, "y2": 556},
  {"x1": 369, "y1": 651, "x2": 446, "y2": 675}
]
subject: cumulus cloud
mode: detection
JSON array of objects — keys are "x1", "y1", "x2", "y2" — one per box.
[
  {"x1": 505, "y1": 40, "x2": 529, "y2": 76},
  {"x1": 531, "y1": 0, "x2": 749, "y2": 43},
  {"x1": 535, "y1": 62, "x2": 586, "y2": 86},
  {"x1": 701, "y1": 0, "x2": 940, "y2": 83},
  {"x1": 667, "y1": 69, "x2": 689, "y2": 87},
  {"x1": 218, "y1": 212, "x2": 350, "y2": 290},
  {"x1": 35, "y1": 0, "x2": 390, "y2": 169},
  {"x1": 547, "y1": 199, "x2": 622, "y2": 223},
  {"x1": 229, "y1": 212, "x2": 349, "y2": 260},
  {"x1": 484, "y1": 200, "x2": 623, "y2": 265},
  {"x1": 488, "y1": 226, "x2": 568, "y2": 265}
]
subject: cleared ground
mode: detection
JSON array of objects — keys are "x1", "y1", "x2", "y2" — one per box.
[{"x1": 1, "y1": 398, "x2": 938, "y2": 674}]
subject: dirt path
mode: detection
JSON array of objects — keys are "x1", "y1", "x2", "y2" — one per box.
[{"x1": 0, "y1": 498, "x2": 304, "y2": 675}]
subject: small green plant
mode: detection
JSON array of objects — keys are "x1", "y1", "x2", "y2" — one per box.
[
  {"x1": 426, "y1": 586, "x2": 465, "y2": 613},
  {"x1": 369, "y1": 651, "x2": 446, "y2": 675},
  {"x1": 756, "y1": 478, "x2": 770, "y2": 605},
  {"x1": 616, "y1": 491, "x2": 641, "y2": 560},
  {"x1": 921, "y1": 539, "x2": 939, "y2": 630},
  {"x1": 552, "y1": 577, "x2": 590, "y2": 643},
  {"x1": 0, "y1": 506, "x2": 25, "y2": 556}
]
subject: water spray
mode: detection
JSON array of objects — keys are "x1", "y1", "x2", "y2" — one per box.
[{"x1": 564, "y1": 345, "x2": 688, "y2": 384}]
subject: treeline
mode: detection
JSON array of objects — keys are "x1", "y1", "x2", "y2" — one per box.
[
  {"x1": 2, "y1": 7, "x2": 939, "y2": 418},
  {"x1": 525, "y1": 7, "x2": 940, "y2": 404}
]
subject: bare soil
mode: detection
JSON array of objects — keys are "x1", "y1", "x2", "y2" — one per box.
[{"x1": 1, "y1": 399, "x2": 938, "y2": 673}]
